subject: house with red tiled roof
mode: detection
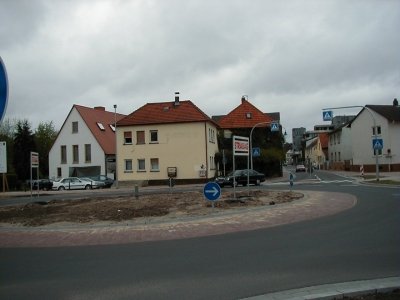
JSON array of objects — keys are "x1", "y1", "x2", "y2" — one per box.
[
  {"x1": 212, "y1": 97, "x2": 284, "y2": 177},
  {"x1": 305, "y1": 133, "x2": 329, "y2": 169},
  {"x1": 49, "y1": 105, "x2": 126, "y2": 180},
  {"x1": 215, "y1": 97, "x2": 277, "y2": 130},
  {"x1": 116, "y1": 93, "x2": 219, "y2": 185}
]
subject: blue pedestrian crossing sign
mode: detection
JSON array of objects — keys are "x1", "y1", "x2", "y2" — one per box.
[
  {"x1": 323, "y1": 111, "x2": 333, "y2": 121},
  {"x1": 271, "y1": 122, "x2": 279, "y2": 132},
  {"x1": 372, "y1": 138, "x2": 383, "y2": 150},
  {"x1": 252, "y1": 147, "x2": 261, "y2": 157}
]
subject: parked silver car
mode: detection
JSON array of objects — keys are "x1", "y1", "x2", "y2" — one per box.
[
  {"x1": 80, "y1": 177, "x2": 105, "y2": 189},
  {"x1": 52, "y1": 177, "x2": 92, "y2": 191}
]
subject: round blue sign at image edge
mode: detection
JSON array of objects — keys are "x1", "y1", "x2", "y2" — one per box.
[
  {"x1": 0, "y1": 57, "x2": 9, "y2": 123},
  {"x1": 203, "y1": 182, "x2": 221, "y2": 201}
]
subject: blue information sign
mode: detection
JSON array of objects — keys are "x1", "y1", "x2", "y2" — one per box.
[
  {"x1": 0, "y1": 57, "x2": 8, "y2": 123},
  {"x1": 252, "y1": 147, "x2": 261, "y2": 157},
  {"x1": 323, "y1": 111, "x2": 333, "y2": 121},
  {"x1": 203, "y1": 182, "x2": 221, "y2": 201},
  {"x1": 372, "y1": 138, "x2": 383, "y2": 150},
  {"x1": 271, "y1": 122, "x2": 279, "y2": 132}
]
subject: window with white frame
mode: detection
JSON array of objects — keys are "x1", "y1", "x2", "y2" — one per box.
[
  {"x1": 372, "y1": 126, "x2": 382, "y2": 135},
  {"x1": 60, "y1": 145, "x2": 67, "y2": 164},
  {"x1": 374, "y1": 148, "x2": 382, "y2": 156},
  {"x1": 124, "y1": 159, "x2": 133, "y2": 172},
  {"x1": 72, "y1": 121, "x2": 78, "y2": 133},
  {"x1": 150, "y1": 158, "x2": 159, "y2": 171},
  {"x1": 137, "y1": 159, "x2": 146, "y2": 171},
  {"x1": 72, "y1": 145, "x2": 79, "y2": 164},
  {"x1": 85, "y1": 144, "x2": 91, "y2": 163}
]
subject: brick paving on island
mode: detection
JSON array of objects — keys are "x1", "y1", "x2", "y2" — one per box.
[{"x1": 0, "y1": 191, "x2": 356, "y2": 248}]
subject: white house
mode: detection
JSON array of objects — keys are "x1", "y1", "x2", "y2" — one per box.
[
  {"x1": 328, "y1": 123, "x2": 353, "y2": 170},
  {"x1": 350, "y1": 99, "x2": 400, "y2": 172},
  {"x1": 49, "y1": 105, "x2": 126, "y2": 180}
]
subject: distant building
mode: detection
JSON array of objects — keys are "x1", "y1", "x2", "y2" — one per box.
[
  {"x1": 349, "y1": 100, "x2": 400, "y2": 172},
  {"x1": 213, "y1": 97, "x2": 283, "y2": 176}
]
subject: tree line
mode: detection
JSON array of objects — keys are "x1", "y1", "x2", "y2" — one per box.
[{"x1": 0, "y1": 118, "x2": 57, "y2": 190}]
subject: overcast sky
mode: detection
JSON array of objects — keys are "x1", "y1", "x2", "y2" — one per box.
[{"x1": 1, "y1": 0, "x2": 399, "y2": 142}]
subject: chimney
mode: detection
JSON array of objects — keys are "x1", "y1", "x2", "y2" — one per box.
[
  {"x1": 174, "y1": 92, "x2": 180, "y2": 106},
  {"x1": 393, "y1": 98, "x2": 398, "y2": 106},
  {"x1": 241, "y1": 95, "x2": 248, "y2": 103},
  {"x1": 94, "y1": 106, "x2": 106, "y2": 111}
]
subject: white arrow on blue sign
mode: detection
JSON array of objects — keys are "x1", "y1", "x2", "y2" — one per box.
[
  {"x1": 323, "y1": 111, "x2": 333, "y2": 121},
  {"x1": 271, "y1": 122, "x2": 279, "y2": 132},
  {"x1": 203, "y1": 182, "x2": 221, "y2": 201}
]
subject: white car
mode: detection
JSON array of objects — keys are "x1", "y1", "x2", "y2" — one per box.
[
  {"x1": 52, "y1": 177, "x2": 92, "y2": 191},
  {"x1": 80, "y1": 177, "x2": 105, "y2": 189}
]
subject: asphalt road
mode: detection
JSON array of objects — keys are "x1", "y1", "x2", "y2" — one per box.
[{"x1": 1, "y1": 171, "x2": 399, "y2": 299}]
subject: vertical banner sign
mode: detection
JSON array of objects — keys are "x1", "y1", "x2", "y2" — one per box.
[
  {"x1": 233, "y1": 136, "x2": 249, "y2": 156},
  {"x1": 30, "y1": 152, "x2": 39, "y2": 197},
  {"x1": 0, "y1": 142, "x2": 6, "y2": 173},
  {"x1": 232, "y1": 136, "x2": 249, "y2": 199},
  {"x1": 0, "y1": 57, "x2": 9, "y2": 123}
]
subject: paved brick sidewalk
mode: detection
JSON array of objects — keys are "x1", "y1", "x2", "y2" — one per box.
[{"x1": 0, "y1": 191, "x2": 356, "y2": 248}]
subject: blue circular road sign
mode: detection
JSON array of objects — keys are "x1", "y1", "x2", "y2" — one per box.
[
  {"x1": 203, "y1": 182, "x2": 221, "y2": 201},
  {"x1": 0, "y1": 57, "x2": 9, "y2": 123}
]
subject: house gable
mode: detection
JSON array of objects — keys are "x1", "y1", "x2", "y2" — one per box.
[{"x1": 217, "y1": 98, "x2": 275, "y2": 129}]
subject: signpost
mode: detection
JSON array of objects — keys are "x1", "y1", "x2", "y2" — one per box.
[
  {"x1": 0, "y1": 142, "x2": 6, "y2": 192},
  {"x1": 233, "y1": 136, "x2": 249, "y2": 199},
  {"x1": 30, "y1": 152, "x2": 39, "y2": 198},
  {"x1": 203, "y1": 182, "x2": 221, "y2": 208}
]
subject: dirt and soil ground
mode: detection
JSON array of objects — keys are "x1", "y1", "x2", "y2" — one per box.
[{"x1": 0, "y1": 190, "x2": 303, "y2": 227}]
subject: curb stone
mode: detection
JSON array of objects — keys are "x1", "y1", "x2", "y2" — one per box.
[{"x1": 240, "y1": 277, "x2": 400, "y2": 300}]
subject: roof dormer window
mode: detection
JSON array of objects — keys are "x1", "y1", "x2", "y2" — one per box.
[
  {"x1": 109, "y1": 124, "x2": 115, "y2": 132},
  {"x1": 97, "y1": 122, "x2": 105, "y2": 131}
]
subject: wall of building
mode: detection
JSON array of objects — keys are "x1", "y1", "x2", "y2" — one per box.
[
  {"x1": 49, "y1": 108, "x2": 105, "y2": 179},
  {"x1": 351, "y1": 109, "x2": 400, "y2": 171},
  {"x1": 116, "y1": 122, "x2": 219, "y2": 184}
]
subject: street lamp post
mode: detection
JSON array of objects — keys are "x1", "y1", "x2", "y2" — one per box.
[
  {"x1": 323, "y1": 105, "x2": 379, "y2": 181},
  {"x1": 247, "y1": 120, "x2": 280, "y2": 194},
  {"x1": 114, "y1": 104, "x2": 119, "y2": 188}
]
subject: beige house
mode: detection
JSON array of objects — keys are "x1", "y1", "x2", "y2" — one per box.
[
  {"x1": 116, "y1": 95, "x2": 219, "y2": 185},
  {"x1": 305, "y1": 133, "x2": 328, "y2": 169}
]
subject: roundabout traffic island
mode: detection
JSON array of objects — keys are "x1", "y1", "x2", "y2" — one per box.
[
  {"x1": 0, "y1": 190, "x2": 357, "y2": 247},
  {"x1": 0, "y1": 190, "x2": 303, "y2": 227}
]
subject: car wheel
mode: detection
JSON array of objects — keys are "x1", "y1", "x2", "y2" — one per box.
[
  {"x1": 256, "y1": 179, "x2": 260, "y2": 186},
  {"x1": 58, "y1": 186, "x2": 65, "y2": 191},
  {"x1": 85, "y1": 185, "x2": 92, "y2": 190}
]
